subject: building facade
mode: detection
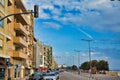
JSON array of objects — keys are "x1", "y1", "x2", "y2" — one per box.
[
  {"x1": 34, "y1": 39, "x2": 53, "y2": 71},
  {"x1": 34, "y1": 39, "x2": 43, "y2": 69},
  {"x1": 0, "y1": 0, "x2": 12, "y2": 80},
  {"x1": 9, "y1": 0, "x2": 28, "y2": 79},
  {"x1": 26, "y1": 12, "x2": 34, "y2": 75},
  {"x1": 41, "y1": 44, "x2": 52, "y2": 69},
  {"x1": 0, "y1": 0, "x2": 34, "y2": 80}
]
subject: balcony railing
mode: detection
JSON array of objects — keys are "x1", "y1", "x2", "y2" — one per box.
[
  {"x1": 14, "y1": 23, "x2": 28, "y2": 36},
  {"x1": 11, "y1": 51, "x2": 28, "y2": 59},
  {"x1": 13, "y1": 37, "x2": 27, "y2": 47}
]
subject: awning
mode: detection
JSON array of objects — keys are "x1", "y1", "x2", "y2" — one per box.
[{"x1": 39, "y1": 67, "x2": 48, "y2": 71}]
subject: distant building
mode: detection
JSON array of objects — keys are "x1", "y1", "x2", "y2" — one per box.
[
  {"x1": 34, "y1": 39, "x2": 53, "y2": 70},
  {"x1": 34, "y1": 39, "x2": 43, "y2": 69},
  {"x1": 41, "y1": 44, "x2": 52, "y2": 69},
  {"x1": 51, "y1": 57, "x2": 58, "y2": 69}
]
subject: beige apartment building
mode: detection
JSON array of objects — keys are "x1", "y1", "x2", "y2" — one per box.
[
  {"x1": 42, "y1": 44, "x2": 53, "y2": 69},
  {"x1": 26, "y1": 13, "x2": 34, "y2": 75},
  {"x1": 34, "y1": 39, "x2": 53, "y2": 71},
  {"x1": 0, "y1": 0, "x2": 34, "y2": 80},
  {"x1": 0, "y1": 0, "x2": 12, "y2": 80}
]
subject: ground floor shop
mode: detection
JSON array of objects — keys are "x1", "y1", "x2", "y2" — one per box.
[
  {"x1": 0, "y1": 57, "x2": 34, "y2": 80},
  {"x1": 0, "y1": 57, "x2": 11, "y2": 80}
]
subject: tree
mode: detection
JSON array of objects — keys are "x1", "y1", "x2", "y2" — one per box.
[
  {"x1": 97, "y1": 60, "x2": 109, "y2": 71},
  {"x1": 80, "y1": 61, "x2": 90, "y2": 70},
  {"x1": 72, "y1": 65, "x2": 78, "y2": 70},
  {"x1": 91, "y1": 60, "x2": 98, "y2": 67},
  {"x1": 80, "y1": 60, "x2": 109, "y2": 71},
  {"x1": 66, "y1": 66, "x2": 72, "y2": 70}
]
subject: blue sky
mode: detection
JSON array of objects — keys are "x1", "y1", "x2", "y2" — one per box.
[{"x1": 23, "y1": 0, "x2": 120, "y2": 70}]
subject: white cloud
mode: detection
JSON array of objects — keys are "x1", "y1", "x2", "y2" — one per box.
[
  {"x1": 90, "y1": 52, "x2": 102, "y2": 56},
  {"x1": 42, "y1": 22, "x2": 61, "y2": 30},
  {"x1": 105, "y1": 56, "x2": 109, "y2": 59},
  {"x1": 81, "y1": 53, "x2": 87, "y2": 57},
  {"x1": 24, "y1": 0, "x2": 120, "y2": 32},
  {"x1": 39, "y1": 8, "x2": 50, "y2": 19}
]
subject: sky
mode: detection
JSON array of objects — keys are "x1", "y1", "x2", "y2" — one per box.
[{"x1": 23, "y1": 0, "x2": 120, "y2": 70}]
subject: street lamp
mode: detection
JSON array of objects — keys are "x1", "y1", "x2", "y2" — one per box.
[
  {"x1": 81, "y1": 39, "x2": 93, "y2": 79},
  {"x1": 74, "y1": 50, "x2": 80, "y2": 74}
]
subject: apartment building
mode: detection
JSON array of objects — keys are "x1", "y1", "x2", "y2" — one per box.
[
  {"x1": 1, "y1": 0, "x2": 34, "y2": 80},
  {"x1": 26, "y1": 13, "x2": 34, "y2": 75},
  {"x1": 42, "y1": 44, "x2": 52, "y2": 69},
  {"x1": 0, "y1": 0, "x2": 12, "y2": 80},
  {"x1": 0, "y1": 0, "x2": 34, "y2": 79},
  {"x1": 8, "y1": 0, "x2": 28, "y2": 79},
  {"x1": 34, "y1": 39, "x2": 53, "y2": 71},
  {"x1": 34, "y1": 39, "x2": 43, "y2": 69}
]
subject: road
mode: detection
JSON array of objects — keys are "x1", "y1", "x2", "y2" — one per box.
[
  {"x1": 59, "y1": 71, "x2": 120, "y2": 80},
  {"x1": 59, "y1": 71, "x2": 89, "y2": 80}
]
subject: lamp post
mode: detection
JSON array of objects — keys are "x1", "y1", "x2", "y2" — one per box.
[
  {"x1": 74, "y1": 50, "x2": 80, "y2": 74},
  {"x1": 81, "y1": 39, "x2": 92, "y2": 79}
]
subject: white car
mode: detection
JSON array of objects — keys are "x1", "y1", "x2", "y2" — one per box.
[{"x1": 43, "y1": 72, "x2": 59, "y2": 80}]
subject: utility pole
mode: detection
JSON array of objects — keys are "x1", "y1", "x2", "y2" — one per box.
[{"x1": 81, "y1": 39, "x2": 92, "y2": 80}]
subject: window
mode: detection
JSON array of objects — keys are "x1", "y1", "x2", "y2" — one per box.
[
  {"x1": 0, "y1": 0, "x2": 4, "y2": 6},
  {"x1": 0, "y1": 18, "x2": 4, "y2": 28}
]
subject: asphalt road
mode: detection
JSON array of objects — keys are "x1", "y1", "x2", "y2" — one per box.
[
  {"x1": 59, "y1": 71, "x2": 89, "y2": 80},
  {"x1": 59, "y1": 71, "x2": 120, "y2": 80}
]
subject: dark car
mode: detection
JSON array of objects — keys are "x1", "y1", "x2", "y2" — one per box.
[
  {"x1": 33, "y1": 72, "x2": 44, "y2": 80},
  {"x1": 28, "y1": 72, "x2": 38, "y2": 80}
]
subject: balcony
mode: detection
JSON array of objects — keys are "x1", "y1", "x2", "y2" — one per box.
[
  {"x1": 11, "y1": 51, "x2": 28, "y2": 59},
  {"x1": 14, "y1": 23, "x2": 28, "y2": 36},
  {"x1": 14, "y1": 8, "x2": 28, "y2": 25},
  {"x1": 13, "y1": 37, "x2": 27, "y2": 47}
]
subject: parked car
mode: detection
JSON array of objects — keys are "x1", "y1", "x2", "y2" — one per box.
[
  {"x1": 43, "y1": 72, "x2": 59, "y2": 80},
  {"x1": 33, "y1": 72, "x2": 44, "y2": 80},
  {"x1": 50, "y1": 71, "x2": 59, "y2": 79},
  {"x1": 29, "y1": 72, "x2": 45, "y2": 80},
  {"x1": 28, "y1": 72, "x2": 37, "y2": 80},
  {"x1": 51, "y1": 70, "x2": 59, "y2": 75}
]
